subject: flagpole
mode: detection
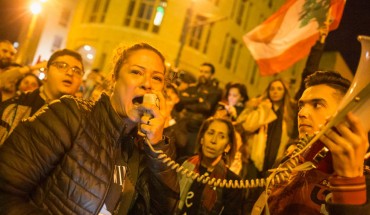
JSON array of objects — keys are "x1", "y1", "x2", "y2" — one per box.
[
  {"x1": 294, "y1": 7, "x2": 332, "y2": 101},
  {"x1": 291, "y1": 8, "x2": 332, "y2": 139}
]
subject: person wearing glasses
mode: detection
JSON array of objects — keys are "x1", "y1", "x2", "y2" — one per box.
[
  {"x1": 0, "y1": 49, "x2": 83, "y2": 145},
  {"x1": 0, "y1": 43, "x2": 179, "y2": 214}
]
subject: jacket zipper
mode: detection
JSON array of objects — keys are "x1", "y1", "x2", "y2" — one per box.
[{"x1": 95, "y1": 125, "x2": 126, "y2": 215}]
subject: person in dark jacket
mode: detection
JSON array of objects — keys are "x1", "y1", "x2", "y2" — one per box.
[
  {"x1": 0, "y1": 43, "x2": 179, "y2": 215},
  {"x1": 178, "y1": 63, "x2": 223, "y2": 157},
  {"x1": 0, "y1": 49, "x2": 83, "y2": 145},
  {"x1": 177, "y1": 117, "x2": 243, "y2": 215}
]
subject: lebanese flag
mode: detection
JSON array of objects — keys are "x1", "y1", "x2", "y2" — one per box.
[{"x1": 243, "y1": 0, "x2": 346, "y2": 76}]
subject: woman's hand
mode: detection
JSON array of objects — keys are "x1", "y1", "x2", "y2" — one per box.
[{"x1": 140, "y1": 91, "x2": 167, "y2": 145}]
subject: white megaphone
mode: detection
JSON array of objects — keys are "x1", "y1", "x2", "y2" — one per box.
[
  {"x1": 290, "y1": 35, "x2": 370, "y2": 173},
  {"x1": 335, "y1": 35, "x2": 370, "y2": 131}
]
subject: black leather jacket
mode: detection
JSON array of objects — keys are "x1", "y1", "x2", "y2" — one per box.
[{"x1": 0, "y1": 93, "x2": 179, "y2": 215}]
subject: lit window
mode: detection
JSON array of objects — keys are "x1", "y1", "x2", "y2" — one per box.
[
  {"x1": 153, "y1": 6, "x2": 164, "y2": 26},
  {"x1": 124, "y1": 0, "x2": 167, "y2": 34}
]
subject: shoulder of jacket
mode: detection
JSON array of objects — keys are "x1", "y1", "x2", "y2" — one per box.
[
  {"x1": 28, "y1": 96, "x2": 95, "y2": 122},
  {"x1": 59, "y1": 95, "x2": 95, "y2": 111}
]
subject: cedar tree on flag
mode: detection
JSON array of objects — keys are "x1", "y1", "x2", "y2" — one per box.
[{"x1": 243, "y1": 0, "x2": 345, "y2": 76}]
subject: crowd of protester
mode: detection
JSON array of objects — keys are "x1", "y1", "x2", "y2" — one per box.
[{"x1": 0, "y1": 39, "x2": 368, "y2": 215}]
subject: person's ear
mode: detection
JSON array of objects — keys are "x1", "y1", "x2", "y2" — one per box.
[{"x1": 200, "y1": 138, "x2": 204, "y2": 145}]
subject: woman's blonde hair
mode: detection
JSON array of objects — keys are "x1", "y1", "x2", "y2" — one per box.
[{"x1": 111, "y1": 43, "x2": 166, "y2": 80}]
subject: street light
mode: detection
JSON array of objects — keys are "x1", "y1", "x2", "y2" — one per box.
[
  {"x1": 30, "y1": 2, "x2": 42, "y2": 14},
  {"x1": 16, "y1": 1, "x2": 44, "y2": 64}
]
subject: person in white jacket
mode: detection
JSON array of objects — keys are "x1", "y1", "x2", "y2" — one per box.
[{"x1": 236, "y1": 79, "x2": 296, "y2": 176}]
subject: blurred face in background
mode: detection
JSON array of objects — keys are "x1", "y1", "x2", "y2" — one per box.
[
  {"x1": 199, "y1": 65, "x2": 213, "y2": 81},
  {"x1": 165, "y1": 87, "x2": 180, "y2": 109},
  {"x1": 269, "y1": 80, "x2": 285, "y2": 103},
  {"x1": 228, "y1": 87, "x2": 243, "y2": 106},
  {"x1": 0, "y1": 42, "x2": 16, "y2": 69},
  {"x1": 201, "y1": 120, "x2": 230, "y2": 160},
  {"x1": 18, "y1": 74, "x2": 41, "y2": 93}
]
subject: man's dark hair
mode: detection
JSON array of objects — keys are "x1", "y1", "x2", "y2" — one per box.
[
  {"x1": 0, "y1": 40, "x2": 13, "y2": 45},
  {"x1": 201, "y1": 62, "x2": 215, "y2": 74},
  {"x1": 304, "y1": 71, "x2": 351, "y2": 95},
  {"x1": 47, "y1": 49, "x2": 84, "y2": 71}
]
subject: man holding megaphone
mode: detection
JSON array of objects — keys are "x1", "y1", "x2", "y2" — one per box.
[{"x1": 263, "y1": 71, "x2": 369, "y2": 215}]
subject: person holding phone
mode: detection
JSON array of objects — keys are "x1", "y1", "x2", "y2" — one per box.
[
  {"x1": 0, "y1": 43, "x2": 179, "y2": 215},
  {"x1": 215, "y1": 82, "x2": 249, "y2": 121}
]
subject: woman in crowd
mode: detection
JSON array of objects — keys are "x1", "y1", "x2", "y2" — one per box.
[
  {"x1": 215, "y1": 82, "x2": 253, "y2": 178},
  {"x1": 177, "y1": 117, "x2": 243, "y2": 215},
  {"x1": 236, "y1": 79, "x2": 296, "y2": 176},
  {"x1": 15, "y1": 73, "x2": 42, "y2": 93},
  {"x1": 216, "y1": 82, "x2": 249, "y2": 121}
]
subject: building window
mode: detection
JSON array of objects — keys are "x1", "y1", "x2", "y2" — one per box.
[
  {"x1": 51, "y1": 35, "x2": 63, "y2": 52},
  {"x1": 225, "y1": 38, "x2": 237, "y2": 69},
  {"x1": 124, "y1": 0, "x2": 136, "y2": 26},
  {"x1": 188, "y1": 15, "x2": 207, "y2": 50},
  {"x1": 124, "y1": 0, "x2": 167, "y2": 33},
  {"x1": 250, "y1": 62, "x2": 257, "y2": 85},
  {"x1": 233, "y1": 44, "x2": 242, "y2": 73},
  {"x1": 236, "y1": 0, "x2": 247, "y2": 26},
  {"x1": 243, "y1": 2, "x2": 252, "y2": 31},
  {"x1": 208, "y1": 0, "x2": 220, "y2": 6},
  {"x1": 59, "y1": 7, "x2": 71, "y2": 27},
  {"x1": 219, "y1": 33, "x2": 229, "y2": 63},
  {"x1": 203, "y1": 23, "x2": 213, "y2": 54},
  {"x1": 134, "y1": 0, "x2": 155, "y2": 30},
  {"x1": 101, "y1": 0, "x2": 111, "y2": 22},
  {"x1": 88, "y1": 0, "x2": 111, "y2": 23},
  {"x1": 268, "y1": 0, "x2": 273, "y2": 8},
  {"x1": 230, "y1": 0, "x2": 237, "y2": 19}
]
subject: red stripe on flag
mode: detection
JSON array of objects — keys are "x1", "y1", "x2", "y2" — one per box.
[
  {"x1": 247, "y1": 0, "x2": 296, "y2": 44},
  {"x1": 329, "y1": 0, "x2": 346, "y2": 30},
  {"x1": 256, "y1": 33, "x2": 319, "y2": 76}
]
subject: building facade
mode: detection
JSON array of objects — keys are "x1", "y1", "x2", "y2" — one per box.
[
  {"x1": 17, "y1": 0, "x2": 352, "y2": 98},
  {"x1": 66, "y1": 0, "x2": 310, "y2": 97}
]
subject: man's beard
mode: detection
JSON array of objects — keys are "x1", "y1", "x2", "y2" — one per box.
[
  {"x1": 0, "y1": 59, "x2": 12, "y2": 69},
  {"x1": 1, "y1": 83, "x2": 16, "y2": 93}
]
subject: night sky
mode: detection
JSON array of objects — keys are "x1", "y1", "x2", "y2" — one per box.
[
  {"x1": 324, "y1": 0, "x2": 370, "y2": 74},
  {"x1": 1, "y1": 0, "x2": 369, "y2": 73}
]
